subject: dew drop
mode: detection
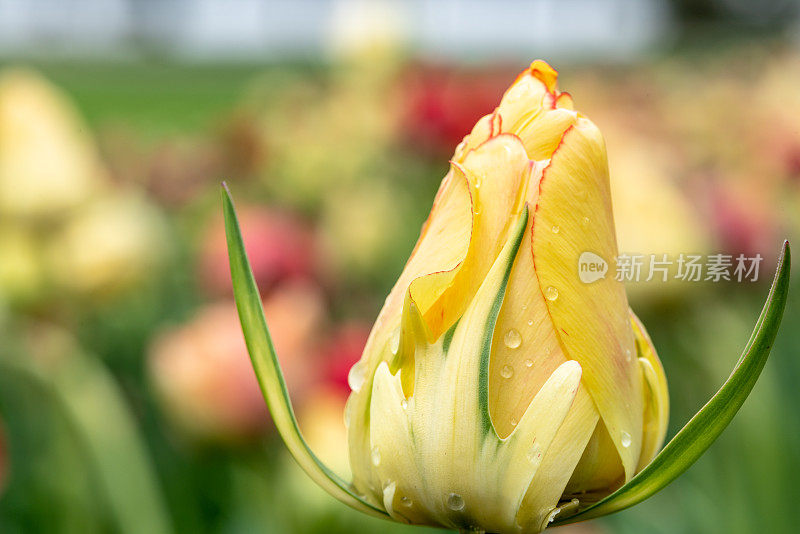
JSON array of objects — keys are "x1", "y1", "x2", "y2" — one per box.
[
  {"x1": 446, "y1": 493, "x2": 465, "y2": 511},
  {"x1": 400, "y1": 495, "x2": 413, "y2": 507},
  {"x1": 527, "y1": 318, "x2": 533, "y2": 326},
  {"x1": 348, "y1": 361, "x2": 367, "y2": 392},
  {"x1": 521, "y1": 303, "x2": 528, "y2": 311},
  {"x1": 510, "y1": 417, "x2": 518, "y2": 427},
  {"x1": 371, "y1": 447, "x2": 381, "y2": 466},
  {"x1": 524, "y1": 358, "x2": 534, "y2": 368},
  {"x1": 551, "y1": 224, "x2": 560, "y2": 234},
  {"x1": 581, "y1": 216, "x2": 590, "y2": 227},
  {"x1": 400, "y1": 399, "x2": 408, "y2": 410},
  {"x1": 500, "y1": 364, "x2": 515, "y2": 379},
  {"x1": 504, "y1": 329, "x2": 522, "y2": 349},
  {"x1": 545, "y1": 286, "x2": 559, "y2": 301},
  {"x1": 625, "y1": 348, "x2": 632, "y2": 362},
  {"x1": 389, "y1": 327, "x2": 401, "y2": 355},
  {"x1": 621, "y1": 431, "x2": 632, "y2": 448}
]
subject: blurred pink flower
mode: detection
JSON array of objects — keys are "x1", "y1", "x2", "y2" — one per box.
[
  {"x1": 320, "y1": 321, "x2": 371, "y2": 394},
  {"x1": 399, "y1": 65, "x2": 510, "y2": 156},
  {"x1": 148, "y1": 281, "x2": 326, "y2": 443},
  {"x1": 706, "y1": 180, "x2": 779, "y2": 259},
  {"x1": 200, "y1": 206, "x2": 317, "y2": 297}
]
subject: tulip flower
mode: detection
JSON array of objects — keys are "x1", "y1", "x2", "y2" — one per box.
[{"x1": 223, "y1": 61, "x2": 790, "y2": 534}]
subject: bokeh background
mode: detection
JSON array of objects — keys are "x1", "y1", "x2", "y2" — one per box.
[{"x1": 1, "y1": 1, "x2": 799, "y2": 533}]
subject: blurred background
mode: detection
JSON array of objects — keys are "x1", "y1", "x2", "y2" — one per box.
[{"x1": 1, "y1": 1, "x2": 799, "y2": 533}]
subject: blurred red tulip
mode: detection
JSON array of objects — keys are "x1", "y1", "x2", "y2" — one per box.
[
  {"x1": 399, "y1": 64, "x2": 511, "y2": 156},
  {"x1": 200, "y1": 206, "x2": 317, "y2": 297},
  {"x1": 148, "y1": 280, "x2": 325, "y2": 443},
  {"x1": 707, "y1": 181, "x2": 778, "y2": 259},
  {"x1": 321, "y1": 321, "x2": 371, "y2": 394}
]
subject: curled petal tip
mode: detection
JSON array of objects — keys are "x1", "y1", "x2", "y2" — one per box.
[{"x1": 529, "y1": 60, "x2": 559, "y2": 93}]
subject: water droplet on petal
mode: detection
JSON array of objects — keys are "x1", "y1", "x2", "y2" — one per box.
[
  {"x1": 510, "y1": 417, "x2": 518, "y2": 426},
  {"x1": 551, "y1": 224, "x2": 560, "y2": 234},
  {"x1": 446, "y1": 493, "x2": 465, "y2": 511},
  {"x1": 371, "y1": 447, "x2": 381, "y2": 466},
  {"x1": 625, "y1": 348, "x2": 632, "y2": 362},
  {"x1": 621, "y1": 431, "x2": 632, "y2": 448},
  {"x1": 522, "y1": 303, "x2": 528, "y2": 311},
  {"x1": 545, "y1": 286, "x2": 559, "y2": 301},
  {"x1": 348, "y1": 361, "x2": 367, "y2": 392},
  {"x1": 524, "y1": 359, "x2": 533, "y2": 368},
  {"x1": 527, "y1": 318, "x2": 533, "y2": 326},
  {"x1": 581, "y1": 216, "x2": 590, "y2": 227},
  {"x1": 504, "y1": 329, "x2": 522, "y2": 349},
  {"x1": 400, "y1": 495, "x2": 412, "y2": 507},
  {"x1": 501, "y1": 364, "x2": 514, "y2": 379},
  {"x1": 400, "y1": 399, "x2": 408, "y2": 410},
  {"x1": 389, "y1": 327, "x2": 401, "y2": 355}
]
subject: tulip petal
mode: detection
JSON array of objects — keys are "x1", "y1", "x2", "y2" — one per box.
[
  {"x1": 516, "y1": 107, "x2": 578, "y2": 160},
  {"x1": 531, "y1": 119, "x2": 643, "y2": 480},
  {"x1": 348, "y1": 164, "x2": 474, "y2": 496},
  {"x1": 488, "y1": 209, "x2": 569, "y2": 438},
  {"x1": 554, "y1": 241, "x2": 791, "y2": 525},
  {"x1": 492, "y1": 359, "x2": 583, "y2": 526},
  {"x1": 631, "y1": 310, "x2": 669, "y2": 471},
  {"x1": 516, "y1": 388, "x2": 599, "y2": 531},
  {"x1": 411, "y1": 134, "x2": 530, "y2": 342},
  {"x1": 222, "y1": 185, "x2": 389, "y2": 519},
  {"x1": 367, "y1": 209, "x2": 531, "y2": 532},
  {"x1": 370, "y1": 361, "x2": 430, "y2": 525}
]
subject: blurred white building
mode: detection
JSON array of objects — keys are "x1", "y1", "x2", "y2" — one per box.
[{"x1": 0, "y1": 0, "x2": 674, "y2": 61}]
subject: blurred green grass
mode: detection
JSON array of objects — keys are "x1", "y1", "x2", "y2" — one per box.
[{"x1": 4, "y1": 60, "x2": 320, "y2": 136}]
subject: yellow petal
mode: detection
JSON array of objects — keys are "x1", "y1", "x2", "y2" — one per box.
[
  {"x1": 454, "y1": 110, "x2": 503, "y2": 162},
  {"x1": 517, "y1": 387, "x2": 598, "y2": 530},
  {"x1": 531, "y1": 118, "x2": 643, "y2": 480},
  {"x1": 516, "y1": 107, "x2": 578, "y2": 160},
  {"x1": 488, "y1": 206, "x2": 567, "y2": 438},
  {"x1": 348, "y1": 164, "x2": 473, "y2": 498},
  {"x1": 563, "y1": 419, "x2": 624, "y2": 495},
  {"x1": 631, "y1": 310, "x2": 669, "y2": 471},
  {"x1": 411, "y1": 134, "x2": 530, "y2": 341}
]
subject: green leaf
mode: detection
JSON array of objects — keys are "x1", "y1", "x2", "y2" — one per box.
[
  {"x1": 0, "y1": 335, "x2": 172, "y2": 534},
  {"x1": 221, "y1": 184, "x2": 389, "y2": 519},
  {"x1": 554, "y1": 241, "x2": 791, "y2": 526}
]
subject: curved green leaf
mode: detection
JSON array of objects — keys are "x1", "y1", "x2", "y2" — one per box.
[
  {"x1": 555, "y1": 241, "x2": 791, "y2": 526},
  {"x1": 222, "y1": 184, "x2": 389, "y2": 519}
]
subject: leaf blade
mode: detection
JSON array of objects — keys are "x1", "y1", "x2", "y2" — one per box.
[
  {"x1": 555, "y1": 241, "x2": 791, "y2": 525},
  {"x1": 222, "y1": 184, "x2": 388, "y2": 519}
]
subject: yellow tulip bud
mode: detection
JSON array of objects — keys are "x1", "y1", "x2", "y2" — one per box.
[{"x1": 344, "y1": 60, "x2": 669, "y2": 533}]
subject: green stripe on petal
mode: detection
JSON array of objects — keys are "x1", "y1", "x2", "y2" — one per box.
[
  {"x1": 554, "y1": 241, "x2": 791, "y2": 525},
  {"x1": 222, "y1": 184, "x2": 389, "y2": 520}
]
